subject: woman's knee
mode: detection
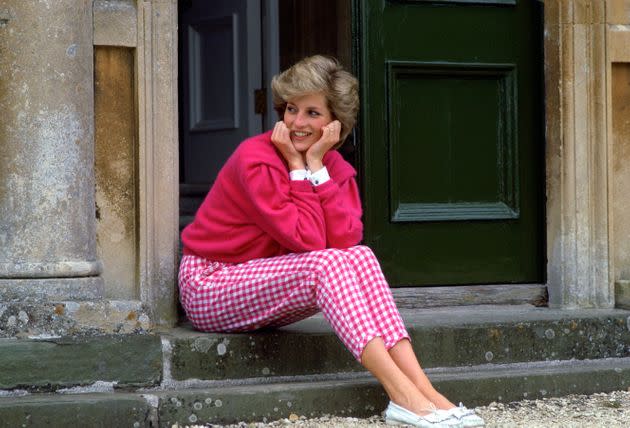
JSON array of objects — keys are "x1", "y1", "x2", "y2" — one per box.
[
  {"x1": 345, "y1": 245, "x2": 377, "y2": 261},
  {"x1": 307, "y1": 247, "x2": 349, "y2": 271},
  {"x1": 305, "y1": 248, "x2": 355, "y2": 290}
]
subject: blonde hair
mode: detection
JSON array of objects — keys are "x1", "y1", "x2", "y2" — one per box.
[{"x1": 271, "y1": 55, "x2": 359, "y2": 148}]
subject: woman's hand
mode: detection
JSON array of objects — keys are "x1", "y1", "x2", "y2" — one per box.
[
  {"x1": 306, "y1": 120, "x2": 341, "y2": 172},
  {"x1": 271, "y1": 121, "x2": 306, "y2": 170}
]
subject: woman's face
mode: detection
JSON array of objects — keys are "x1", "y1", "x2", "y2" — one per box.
[{"x1": 283, "y1": 92, "x2": 334, "y2": 153}]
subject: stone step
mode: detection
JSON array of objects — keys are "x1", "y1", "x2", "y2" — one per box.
[
  {"x1": 2, "y1": 357, "x2": 630, "y2": 427},
  {"x1": 2, "y1": 306, "x2": 629, "y2": 391},
  {"x1": 0, "y1": 334, "x2": 162, "y2": 391},
  {"x1": 0, "y1": 392, "x2": 153, "y2": 428},
  {"x1": 154, "y1": 357, "x2": 630, "y2": 426},
  {"x1": 164, "y1": 306, "x2": 630, "y2": 383}
]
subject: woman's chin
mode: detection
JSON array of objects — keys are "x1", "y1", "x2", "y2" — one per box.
[{"x1": 291, "y1": 141, "x2": 312, "y2": 153}]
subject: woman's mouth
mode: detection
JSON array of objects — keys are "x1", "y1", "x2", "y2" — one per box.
[{"x1": 292, "y1": 131, "x2": 312, "y2": 139}]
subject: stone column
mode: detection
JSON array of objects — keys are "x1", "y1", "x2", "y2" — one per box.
[
  {"x1": 0, "y1": 1, "x2": 103, "y2": 300},
  {"x1": 545, "y1": 0, "x2": 612, "y2": 308}
]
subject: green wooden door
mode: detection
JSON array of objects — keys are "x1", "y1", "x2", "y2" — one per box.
[{"x1": 359, "y1": 0, "x2": 544, "y2": 286}]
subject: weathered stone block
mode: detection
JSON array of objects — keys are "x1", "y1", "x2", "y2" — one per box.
[
  {"x1": 607, "y1": 0, "x2": 630, "y2": 24},
  {"x1": 156, "y1": 379, "x2": 386, "y2": 427},
  {"x1": 0, "y1": 300, "x2": 152, "y2": 338},
  {"x1": 616, "y1": 280, "x2": 630, "y2": 309},
  {"x1": 167, "y1": 327, "x2": 359, "y2": 382},
  {"x1": 93, "y1": 0, "x2": 137, "y2": 47},
  {"x1": 166, "y1": 308, "x2": 630, "y2": 383},
  {"x1": 0, "y1": 393, "x2": 153, "y2": 428},
  {"x1": 0, "y1": 334, "x2": 162, "y2": 390}
]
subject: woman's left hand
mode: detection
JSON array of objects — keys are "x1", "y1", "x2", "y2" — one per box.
[{"x1": 306, "y1": 120, "x2": 341, "y2": 171}]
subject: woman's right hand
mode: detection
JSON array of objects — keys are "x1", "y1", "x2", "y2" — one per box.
[{"x1": 271, "y1": 121, "x2": 306, "y2": 171}]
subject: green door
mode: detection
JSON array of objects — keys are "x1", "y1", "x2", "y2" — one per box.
[{"x1": 359, "y1": 0, "x2": 544, "y2": 286}]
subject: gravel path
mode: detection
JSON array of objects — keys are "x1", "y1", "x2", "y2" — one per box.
[{"x1": 176, "y1": 390, "x2": 630, "y2": 428}]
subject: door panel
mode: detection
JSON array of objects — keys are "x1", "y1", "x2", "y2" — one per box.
[
  {"x1": 180, "y1": 0, "x2": 262, "y2": 185},
  {"x1": 359, "y1": 0, "x2": 544, "y2": 286}
]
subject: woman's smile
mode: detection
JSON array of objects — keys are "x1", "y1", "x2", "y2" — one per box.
[{"x1": 291, "y1": 130, "x2": 313, "y2": 141}]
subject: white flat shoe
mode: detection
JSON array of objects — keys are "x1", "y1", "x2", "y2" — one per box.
[
  {"x1": 384, "y1": 401, "x2": 463, "y2": 428},
  {"x1": 440, "y1": 403, "x2": 485, "y2": 427}
]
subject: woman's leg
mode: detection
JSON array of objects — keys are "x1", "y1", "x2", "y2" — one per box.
[
  {"x1": 179, "y1": 251, "x2": 438, "y2": 415},
  {"x1": 389, "y1": 339, "x2": 454, "y2": 410},
  {"x1": 178, "y1": 253, "x2": 320, "y2": 332},
  {"x1": 179, "y1": 249, "x2": 382, "y2": 353},
  {"x1": 340, "y1": 245, "x2": 454, "y2": 410},
  {"x1": 339, "y1": 246, "x2": 408, "y2": 349},
  {"x1": 361, "y1": 337, "x2": 437, "y2": 416}
]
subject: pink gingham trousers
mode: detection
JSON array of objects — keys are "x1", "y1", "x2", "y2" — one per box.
[{"x1": 178, "y1": 245, "x2": 410, "y2": 361}]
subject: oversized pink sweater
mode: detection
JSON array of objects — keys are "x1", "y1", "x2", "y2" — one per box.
[{"x1": 181, "y1": 131, "x2": 363, "y2": 263}]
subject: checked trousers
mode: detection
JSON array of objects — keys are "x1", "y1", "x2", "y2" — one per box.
[{"x1": 178, "y1": 245, "x2": 410, "y2": 361}]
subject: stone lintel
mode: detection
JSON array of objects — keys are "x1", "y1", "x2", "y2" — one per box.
[{"x1": 93, "y1": 0, "x2": 137, "y2": 47}]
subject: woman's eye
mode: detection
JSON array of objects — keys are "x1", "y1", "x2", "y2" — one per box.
[
  {"x1": 309, "y1": 110, "x2": 320, "y2": 117},
  {"x1": 286, "y1": 106, "x2": 297, "y2": 113}
]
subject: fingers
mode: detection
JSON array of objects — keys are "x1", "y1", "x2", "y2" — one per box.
[
  {"x1": 271, "y1": 121, "x2": 304, "y2": 169},
  {"x1": 323, "y1": 120, "x2": 341, "y2": 133},
  {"x1": 271, "y1": 121, "x2": 291, "y2": 146},
  {"x1": 271, "y1": 121, "x2": 283, "y2": 141},
  {"x1": 320, "y1": 120, "x2": 342, "y2": 145}
]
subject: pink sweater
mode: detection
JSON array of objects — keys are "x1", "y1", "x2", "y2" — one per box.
[{"x1": 182, "y1": 131, "x2": 363, "y2": 263}]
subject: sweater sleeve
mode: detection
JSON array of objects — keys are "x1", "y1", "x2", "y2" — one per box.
[
  {"x1": 313, "y1": 176, "x2": 363, "y2": 248},
  {"x1": 239, "y1": 162, "x2": 327, "y2": 252}
]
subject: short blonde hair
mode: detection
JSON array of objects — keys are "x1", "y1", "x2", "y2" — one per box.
[{"x1": 271, "y1": 55, "x2": 359, "y2": 148}]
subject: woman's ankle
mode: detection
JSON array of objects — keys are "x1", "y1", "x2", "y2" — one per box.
[
  {"x1": 433, "y1": 397, "x2": 456, "y2": 410},
  {"x1": 421, "y1": 389, "x2": 454, "y2": 410},
  {"x1": 392, "y1": 396, "x2": 435, "y2": 416}
]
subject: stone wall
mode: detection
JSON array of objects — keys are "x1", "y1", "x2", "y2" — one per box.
[{"x1": 0, "y1": 0, "x2": 177, "y2": 337}]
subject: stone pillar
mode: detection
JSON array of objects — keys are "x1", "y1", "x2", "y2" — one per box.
[
  {"x1": 0, "y1": 1, "x2": 103, "y2": 300},
  {"x1": 545, "y1": 0, "x2": 612, "y2": 308}
]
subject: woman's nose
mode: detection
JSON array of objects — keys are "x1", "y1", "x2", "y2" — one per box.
[{"x1": 293, "y1": 112, "x2": 307, "y2": 127}]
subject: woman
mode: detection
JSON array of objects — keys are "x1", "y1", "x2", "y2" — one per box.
[{"x1": 179, "y1": 55, "x2": 484, "y2": 428}]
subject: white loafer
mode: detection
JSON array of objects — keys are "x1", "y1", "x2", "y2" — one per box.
[
  {"x1": 384, "y1": 401, "x2": 463, "y2": 428},
  {"x1": 441, "y1": 403, "x2": 485, "y2": 427}
]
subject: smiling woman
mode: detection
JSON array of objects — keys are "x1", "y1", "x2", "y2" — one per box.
[{"x1": 178, "y1": 55, "x2": 484, "y2": 427}]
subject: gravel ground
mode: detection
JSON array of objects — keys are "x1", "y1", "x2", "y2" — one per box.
[{"x1": 174, "y1": 390, "x2": 630, "y2": 428}]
